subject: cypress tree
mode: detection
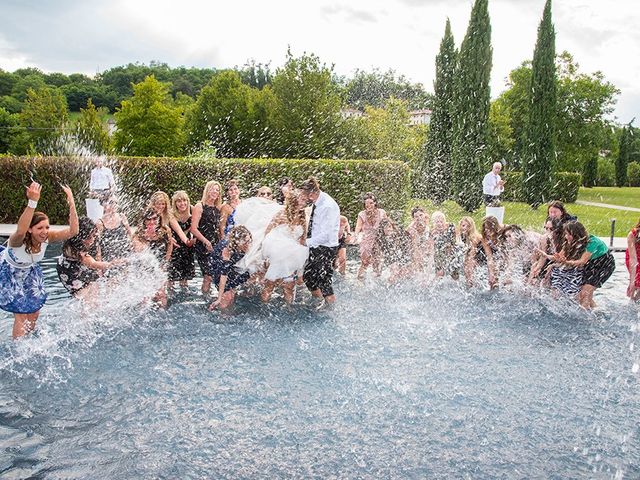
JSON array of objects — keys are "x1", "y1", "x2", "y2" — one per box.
[
  {"x1": 450, "y1": 0, "x2": 492, "y2": 211},
  {"x1": 582, "y1": 155, "x2": 597, "y2": 188},
  {"x1": 616, "y1": 124, "x2": 631, "y2": 187},
  {"x1": 524, "y1": 0, "x2": 556, "y2": 207},
  {"x1": 419, "y1": 18, "x2": 456, "y2": 204}
]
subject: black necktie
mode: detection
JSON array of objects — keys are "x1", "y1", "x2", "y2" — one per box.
[{"x1": 307, "y1": 204, "x2": 316, "y2": 238}]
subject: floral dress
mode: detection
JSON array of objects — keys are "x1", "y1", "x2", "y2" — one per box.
[{"x1": 0, "y1": 243, "x2": 48, "y2": 313}]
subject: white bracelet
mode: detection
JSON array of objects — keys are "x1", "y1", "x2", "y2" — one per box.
[{"x1": 27, "y1": 199, "x2": 38, "y2": 209}]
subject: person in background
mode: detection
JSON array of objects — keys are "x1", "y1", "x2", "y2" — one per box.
[
  {"x1": 168, "y1": 191, "x2": 195, "y2": 290},
  {"x1": 97, "y1": 196, "x2": 132, "y2": 262},
  {"x1": 626, "y1": 218, "x2": 640, "y2": 301},
  {"x1": 299, "y1": 177, "x2": 341, "y2": 307},
  {"x1": 219, "y1": 179, "x2": 241, "y2": 239},
  {"x1": 482, "y1": 162, "x2": 505, "y2": 206},
  {"x1": 0, "y1": 182, "x2": 79, "y2": 338},
  {"x1": 335, "y1": 215, "x2": 352, "y2": 276},
  {"x1": 406, "y1": 206, "x2": 430, "y2": 274},
  {"x1": 191, "y1": 181, "x2": 223, "y2": 294},
  {"x1": 547, "y1": 200, "x2": 577, "y2": 224},
  {"x1": 256, "y1": 186, "x2": 274, "y2": 201},
  {"x1": 354, "y1": 192, "x2": 386, "y2": 280},
  {"x1": 89, "y1": 156, "x2": 115, "y2": 201},
  {"x1": 276, "y1": 177, "x2": 294, "y2": 205},
  {"x1": 208, "y1": 226, "x2": 253, "y2": 311}
]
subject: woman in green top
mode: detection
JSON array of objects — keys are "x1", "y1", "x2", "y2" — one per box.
[{"x1": 549, "y1": 222, "x2": 615, "y2": 309}]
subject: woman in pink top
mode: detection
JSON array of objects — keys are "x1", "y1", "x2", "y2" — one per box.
[{"x1": 354, "y1": 192, "x2": 386, "y2": 280}]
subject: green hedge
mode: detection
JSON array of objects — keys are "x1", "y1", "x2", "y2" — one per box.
[
  {"x1": 0, "y1": 156, "x2": 412, "y2": 225},
  {"x1": 501, "y1": 171, "x2": 581, "y2": 204}
]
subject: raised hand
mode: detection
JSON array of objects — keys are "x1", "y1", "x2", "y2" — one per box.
[
  {"x1": 60, "y1": 184, "x2": 75, "y2": 204},
  {"x1": 26, "y1": 182, "x2": 41, "y2": 202}
]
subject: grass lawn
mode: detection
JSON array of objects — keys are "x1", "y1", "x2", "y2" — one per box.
[
  {"x1": 407, "y1": 199, "x2": 639, "y2": 238},
  {"x1": 578, "y1": 187, "x2": 640, "y2": 208}
]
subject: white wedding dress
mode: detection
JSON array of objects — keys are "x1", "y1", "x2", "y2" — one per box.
[{"x1": 261, "y1": 224, "x2": 309, "y2": 281}]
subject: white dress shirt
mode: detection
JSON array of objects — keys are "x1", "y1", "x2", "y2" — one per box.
[
  {"x1": 90, "y1": 166, "x2": 115, "y2": 190},
  {"x1": 482, "y1": 172, "x2": 503, "y2": 196},
  {"x1": 306, "y1": 191, "x2": 340, "y2": 248}
]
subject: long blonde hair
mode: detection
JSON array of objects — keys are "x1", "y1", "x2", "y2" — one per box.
[
  {"x1": 171, "y1": 190, "x2": 191, "y2": 217},
  {"x1": 459, "y1": 216, "x2": 481, "y2": 246},
  {"x1": 201, "y1": 180, "x2": 223, "y2": 207},
  {"x1": 284, "y1": 189, "x2": 306, "y2": 226},
  {"x1": 148, "y1": 191, "x2": 174, "y2": 228}
]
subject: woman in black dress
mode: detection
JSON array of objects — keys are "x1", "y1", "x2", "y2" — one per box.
[
  {"x1": 168, "y1": 190, "x2": 195, "y2": 289},
  {"x1": 97, "y1": 196, "x2": 132, "y2": 262},
  {"x1": 191, "y1": 180, "x2": 223, "y2": 294}
]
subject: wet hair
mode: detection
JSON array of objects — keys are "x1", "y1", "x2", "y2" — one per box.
[
  {"x1": 459, "y1": 216, "x2": 481, "y2": 246},
  {"x1": 171, "y1": 190, "x2": 191, "y2": 216},
  {"x1": 227, "y1": 225, "x2": 252, "y2": 251},
  {"x1": 135, "y1": 208, "x2": 169, "y2": 242},
  {"x1": 148, "y1": 191, "x2": 173, "y2": 228},
  {"x1": 276, "y1": 177, "x2": 293, "y2": 204},
  {"x1": 547, "y1": 201, "x2": 573, "y2": 223},
  {"x1": 62, "y1": 216, "x2": 97, "y2": 258},
  {"x1": 546, "y1": 216, "x2": 565, "y2": 253},
  {"x1": 499, "y1": 224, "x2": 525, "y2": 247},
  {"x1": 411, "y1": 206, "x2": 425, "y2": 218},
  {"x1": 284, "y1": 189, "x2": 305, "y2": 226},
  {"x1": 482, "y1": 216, "x2": 501, "y2": 241},
  {"x1": 562, "y1": 221, "x2": 589, "y2": 260},
  {"x1": 363, "y1": 192, "x2": 378, "y2": 207},
  {"x1": 24, "y1": 211, "x2": 49, "y2": 254},
  {"x1": 300, "y1": 177, "x2": 320, "y2": 194},
  {"x1": 201, "y1": 180, "x2": 223, "y2": 207}
]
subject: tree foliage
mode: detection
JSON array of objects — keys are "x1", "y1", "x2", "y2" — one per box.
[
  {"x1": 74, "y1": 98, "x2": 111, "y2": 155},
  {"x1": 582, "y1": 155, "x2": 597, "y2": 188},
  {"x1": 418, "y1": 18, "x2": 456, "y2": 203},
  {"x1": 524, "y1": 0, "x2": 556, "y2": 207},
  {"x1": 450, "y1": 0, "x2": 492, "y2": 211},
  {"x1": 344, "y1": 69, "x2": 433, "y2": 110},
  {"x1": 113, "y1": 75, "x2": 185, "y2": 157},
  {"x1": 616, "y1": 123, "x2": 632, "y2": 186}
]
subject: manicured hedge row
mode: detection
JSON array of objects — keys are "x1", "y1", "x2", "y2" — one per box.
[
  {"x1": 501, "y1": 171, "x2": 581, "y2": 204},
  {"x1": 0, "y1": 156, "x2": 413, "y2": 225}
]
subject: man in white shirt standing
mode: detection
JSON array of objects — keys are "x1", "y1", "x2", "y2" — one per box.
[
  {"x1": 300, "y1": 176, "x2": 341, "y2": 306},
  {"x1": 89, "y1": 156, "x2": 115, "y2": 201},
  {"x1": 482, "y1": 162, "x2": 505, "y2": 206}
]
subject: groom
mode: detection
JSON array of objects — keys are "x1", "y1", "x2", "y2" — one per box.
[{"x1": 299, "y1": 176, "x2": 341, "y2": 306}]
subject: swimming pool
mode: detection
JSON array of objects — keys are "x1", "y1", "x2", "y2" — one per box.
[{"x1": 0, "y1": 246, "x2": 638, "y2": 478}]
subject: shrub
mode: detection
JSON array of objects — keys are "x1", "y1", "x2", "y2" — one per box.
[
  {"x1": 0, "y1": 156, "x2": 412, "y2": 225},
  {"x1": 596, "y1": 158, "x2": 615, "y2": 187},
  {"x1": 627, "y1": 162, "x2": 640, "y2": 187},
  {"x1": 498, "y1": 171, "x2": 580, "y2": 204},
  {"x1": 582, "y1": 156, "x2": 597, "y2": 188}
]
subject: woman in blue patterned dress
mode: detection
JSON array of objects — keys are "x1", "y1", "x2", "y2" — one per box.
[{"x1": 0, "y1": 182, "x2": 79, "y2": 338}]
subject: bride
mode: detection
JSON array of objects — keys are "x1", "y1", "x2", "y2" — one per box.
[{"x1": 260, "y1": 189, "x2": 309, "y2": 303}]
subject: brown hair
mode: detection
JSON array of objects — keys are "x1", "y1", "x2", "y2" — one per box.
[
  {"x1": 482, "y1": 216, "x2": 501, "y2": 242},
  {"x1": 224, "y1": 179, "x2": 240, "y2": 198},
  {"x1": 135, "y1": 208, "x2": 170, "y2": 243},
  {"x1": 24, "y1": 212, "x2": 49, "y2": 253},
  {"x1": 562, "y1": 221, "x2": 588, "y2": 260},
  {"x1": 300, "y1": 177, "x2": 320, "y2": 194},
  {"x1": 227, "y1": 225, "x2": 252, "y2": 251},
  {"x1": 363, "y1": 192, "x2": 377, "y2": 206}
]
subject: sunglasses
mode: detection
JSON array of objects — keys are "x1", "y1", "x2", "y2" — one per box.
[{"x1": 258, "y1": 192, "x2": 272, "y2": 197}]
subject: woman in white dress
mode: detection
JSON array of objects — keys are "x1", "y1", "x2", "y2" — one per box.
[{"x1": 260, "y1": 190, "x2": 309, "y2": 304}]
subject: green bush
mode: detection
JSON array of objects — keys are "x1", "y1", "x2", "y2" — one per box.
[
  {"x1": 596, "y1": 158, "x2": 615, "y2": 187},
  {"x1": 627, "y1": 162, "x2": 640, "y2": 187},
  {"x1": 0, "y1": 156, "x2": 412, "y2": 225},
  {"x1": 498, "y1": 171, "x2": 580, "y2": 204}
]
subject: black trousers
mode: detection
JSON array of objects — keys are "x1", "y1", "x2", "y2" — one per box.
[
  {"x1": 484, "y1": 194, "x2": 501, "y2": 206},
  {"x1": 304, "y1": 246, "x2": 338, "y2": 297}
]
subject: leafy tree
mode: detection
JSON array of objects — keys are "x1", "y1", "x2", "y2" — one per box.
[
  {"x1": 345, "y1": 69, "x2": 433, "y2": 110},
  {"x1": 11, "y1": 86, "x2": 68, "y2": 154},
  {"x1": 487, "y1": 99, "x2": 514, "y2": 165},
  {"x1": 450, "y1": 0, "x2": 492, "y2": 211},
  {"x1": 237, "y1": 60, "x2": 273, "y2": 89},
  {"x1": 186, "y1": 70, "x2": 270, "y2": 157},
  {"x1": 0, "y1": 70, "x2": 16, "y2": 97},
  {"x1": 0, "y1": 95, "x2": 23, "y2": 114},
  {"x1": 113, "y1": 75, "x2": 185, "y2": 156},
  {"x1": 269, "y1": 51, "x2": 343, "y2": 158},
  {"x1": 582, "y1": 155, "x2": 597, "y2": 187},
  {"x1": 418, "y1": 18, "x2": 456, "y2": 203},
  {"x1": 74, "y1": 98, "x2": 111, "y2": 155},
  {"x1": 44, "y1": 72, "x2": 71, "y2": 88},
  {"x1": 524, "y1": 0, "x2": 556, "y2": 207},
  {"x1": 11, "y1": 74, "x2": 47, "y2": 103},
  {"x1": 0, "y1": 106, "x2": 18, "y2": 153},
  {"x1": 616, "y1": 123, "x2": 632, "y2": 186}
]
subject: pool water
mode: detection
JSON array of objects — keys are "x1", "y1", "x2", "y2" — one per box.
[{"x1": 0, "y1": 246, "x2": 638, "y2": 478}]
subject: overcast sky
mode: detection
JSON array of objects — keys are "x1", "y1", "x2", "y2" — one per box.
[{"x1": 0, "y1": 0, "x2": 637, "y2": 122}]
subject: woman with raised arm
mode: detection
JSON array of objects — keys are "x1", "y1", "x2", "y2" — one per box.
[
  {"x1": 0, "y1": 182, "x2": 79, "y2": 338},
  {"x1": 191, "y1": 181, "x2": 223, "y2": 294}
]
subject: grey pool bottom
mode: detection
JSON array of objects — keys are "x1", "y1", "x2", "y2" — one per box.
[{"x1": 0, "y1": 250, "x2": 638, "y2": 478}]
